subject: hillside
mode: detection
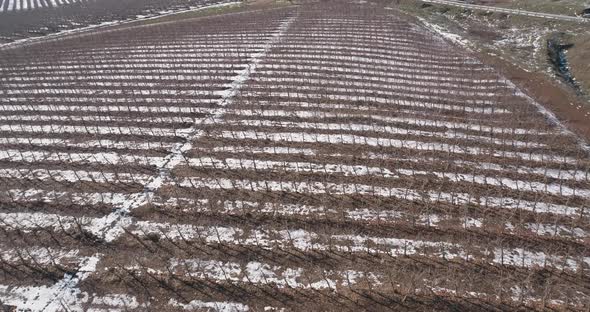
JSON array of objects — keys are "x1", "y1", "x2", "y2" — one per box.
[{"x1": 0, "y1": 1, "x2": 589, "y2": 311}]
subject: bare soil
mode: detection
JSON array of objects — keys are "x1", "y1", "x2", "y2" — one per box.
[{"x1": 476, "y1": 51, "x2": 590, "y2": 145}]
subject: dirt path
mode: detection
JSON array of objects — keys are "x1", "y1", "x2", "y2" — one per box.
[
  {"x1": 477, "y1": 51, "x2": 590, "y2": 146},
  {"x1": 421, "y1": 0, "x2": 588, "y2": 23}
]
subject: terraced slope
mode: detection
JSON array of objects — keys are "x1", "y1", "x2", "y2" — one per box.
[{"x1": 0, "y1": 1, "x2": 589, "y2": 311}]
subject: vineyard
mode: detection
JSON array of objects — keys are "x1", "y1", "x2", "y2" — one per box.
[
  {"x1": 1, "y1": 0, "x2": 590, "y2": 311},
  {"x1": 0, "y1": 0, "x2": 236, "y2": 44},
  {"x1": 0, "y1": 0, "x2": 225, "y2": 12},
  {"x1": 0, "y1": 0, "x2": 86, "y2": 12}
]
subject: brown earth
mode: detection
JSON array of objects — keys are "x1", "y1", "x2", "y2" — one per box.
[
  {"x1": 395, "y1": 0, "x2": 590, "y2": 147},
  {"x1": 476, "y1": 51, "x2": 590, "y2": 147},
  {"x1": 569, "y1": 33, "x2": 590, "y2": 98}
]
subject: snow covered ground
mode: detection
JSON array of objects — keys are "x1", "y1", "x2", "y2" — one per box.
[{"x1": 0, "y1": 1, "x2": 589, "y2": 311}]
